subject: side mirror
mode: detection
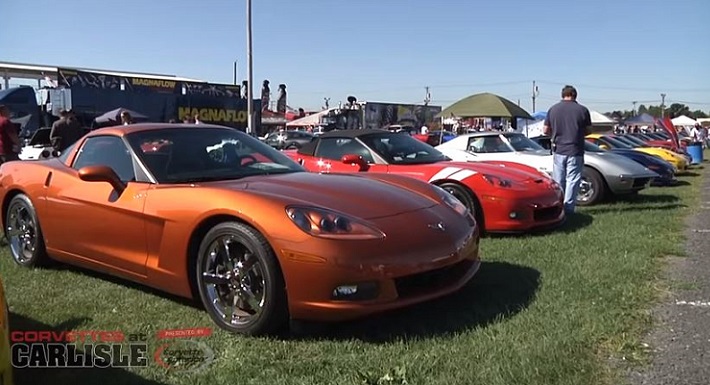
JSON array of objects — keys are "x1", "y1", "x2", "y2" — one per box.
[
  {"x1": 78, "y1": 165, "x2": 126, "y2": 194},
  {"x1": 341, "y1": 154, "x2": 370, "y2": 172}
]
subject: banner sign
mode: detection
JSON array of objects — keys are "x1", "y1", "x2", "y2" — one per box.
[
  {"x1": 57, "y1": 68, "x2": 254, "y2": 131},
  {"x1": 58, "y1": 68, "x2": 240, "y2": 97}
]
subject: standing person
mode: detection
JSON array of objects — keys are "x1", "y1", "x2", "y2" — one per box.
[
  {"x1": 0, "y1": 105, "x2": 21, "y2": 163},
  {"x1": 120, "y1": 111, "x2": 133, "y2": 125},
  {"x1": 50, "y1": 109, "x2": 84, "y2": 151},
  {"x1": 543, "y1": 85, "x2": 592, "y2": 215}
]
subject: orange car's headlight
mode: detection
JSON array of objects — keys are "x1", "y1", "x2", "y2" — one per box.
[{"x1": 286, "y1": 206, "x2": 385, "y2": 240}]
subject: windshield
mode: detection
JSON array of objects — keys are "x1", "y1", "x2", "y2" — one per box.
[
  {"x1": 601, "y1": 136, "x2": 633, "y2": 149},
  {"x1": 503, "y1": 133, "x2": 545, "y2": 151},
  {"x1": 619, "y1": 135, "x2": 647, "y2": 146},
  {"x1": 126, "y1": 127, "x2": 303, "y2": 183},
  {"x1": 359, "y1": 133, "x2": 449, "y2": 164},
  {"x1": 584, "y1": 141, "x2": 604, "y2": 152},
  {"x1": 612, "y1": 136, "x2": 640, "y2": 147}
]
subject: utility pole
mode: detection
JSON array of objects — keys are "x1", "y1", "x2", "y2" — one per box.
[
  {"x1": 246, "y1": 0, "x2": 254, "y2": 135},
  {"x1": 233, "y1": 61, "x2": 238, "y2": 85},
  {"x1": 660, "y1": 93, "x2": 666, "y2": 119},
  {"x1": 324, "y1": 97, "x2": 330, "y2": 109},
  {"x1": 424, "y1": 86, "x2": 431, "y2": 105},
  {"x1": 632, "y1": 101, "x2": 637, "y2": 116},
  {"x1": 532, "y1": 80, "x2": 539, "y2": 113}
]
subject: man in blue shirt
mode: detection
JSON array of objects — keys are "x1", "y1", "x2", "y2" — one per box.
[{"x1": 543, "y1": 85, "x2": 592, "y2": 214}]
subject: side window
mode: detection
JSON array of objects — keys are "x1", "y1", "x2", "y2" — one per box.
[
  {"x1": 73, "y1": 136, "x2": 135, "y2": 182},
  {"x1": 469, "y1": 136, "x2": 507, "y2": 153},
  {"x1": 315, "y1": 138, "x2": 375, "y2": 163}
]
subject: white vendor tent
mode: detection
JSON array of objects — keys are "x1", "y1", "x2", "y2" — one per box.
[{"x1": 671, "y1": 115, "x2": 698, "y2": 127}]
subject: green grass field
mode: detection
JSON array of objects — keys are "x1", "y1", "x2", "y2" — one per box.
[{"x1": 1, "y1": 166, "x2": 702, "y2": 385}]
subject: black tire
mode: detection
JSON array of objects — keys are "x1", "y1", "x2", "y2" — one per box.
[
  {"x1": 195, "y1": 221, "x2": 288, "y2": 336},
  {"x1": 4, "y1": 194, "x2": 50, "y2": 267},
  {"x1": 439, "y1": 182, "x2": 483, "y2": 226},
  {"x1": 577, "y1": 167, "x2": 606, "y2": 206}
]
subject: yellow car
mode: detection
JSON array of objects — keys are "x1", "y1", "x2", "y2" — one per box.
[
  {"x1": 0, "y1": 278, "x2": 12, "y2": 385},
  {"x1": 586, "y1": 134, "x2": 688, "y2": 171}
]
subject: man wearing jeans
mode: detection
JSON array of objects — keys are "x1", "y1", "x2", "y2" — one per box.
[{"x1": 543, "y1": 85, "x2": 592, "y2": 214}]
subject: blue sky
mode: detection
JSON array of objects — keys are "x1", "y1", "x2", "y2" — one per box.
[{"x1": 2, "y1": 0, "x2": 709, "y2": 113}]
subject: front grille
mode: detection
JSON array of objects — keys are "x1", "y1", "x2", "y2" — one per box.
[
  {"x1": 394, "y1": 259, "x2": 473, "y2": 299},
  {"x1": 633, "y1": 178, "x2": 651, "y2": 188},
  {"x1": 533, "y1": 205, "x2": 562, "y2": 222}
]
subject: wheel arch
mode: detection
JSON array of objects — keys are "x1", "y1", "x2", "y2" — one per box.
[
  {"x1": 430, "y1": 179, "x2": 485, "y2": 231},
  {"x1": 583, "y1": 164, "x2": 610, "y2": 190},
  {"x1": 185, "y1": 214, "x2": 277, "y2": 300},
  {"x1": 1, "y1": 189, "x2": 28, "y2": 230}
]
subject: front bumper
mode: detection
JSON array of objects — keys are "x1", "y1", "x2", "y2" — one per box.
[
  {"x1": 607, "y1": 173, "x2": 657, "y2": 194},
  {"x1": 278, "y1": 208, "x2": 481, "y2": 321},
  {"x1": 480, "y1": 188, "x2": 565, "y2": 232}
]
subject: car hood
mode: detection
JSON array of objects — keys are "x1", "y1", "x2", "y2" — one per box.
[
  {"x1": 208, "y1": 172, "x2": 437, "y2": 220},
  {"x1": 585, "y1": 151, "x2": 659, "y2": 177},
  {"x1": 440, "y1": 160, "x2": 548, "y2": 183}
]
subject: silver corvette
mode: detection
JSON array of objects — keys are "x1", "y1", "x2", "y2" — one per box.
[{"x1": 435, "y1": 132, "x2": 659, "y2": 206}]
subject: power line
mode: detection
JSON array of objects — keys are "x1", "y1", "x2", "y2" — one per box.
[{"x1": 535, "y1": 80, "x2": 710, "y2": 93}]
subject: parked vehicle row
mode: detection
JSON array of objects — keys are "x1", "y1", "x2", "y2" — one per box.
[{"x1": 0, "y1": 123, "x2": 696, "y2": 342}]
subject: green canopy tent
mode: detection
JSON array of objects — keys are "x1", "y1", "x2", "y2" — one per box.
[{"x1": 436, "y1": 92, "x2": 533, "y2": 120}]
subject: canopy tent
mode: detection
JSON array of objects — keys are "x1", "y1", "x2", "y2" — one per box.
[
  {"x1": 286, "y1": 108, "x2": 334, "y2": 127},
  {"x1": 94, "y1": 108, "x2": 149, "y2": 124},
  {"x1": 624, "y1": 113, "x2": 655, "y2": 125},
  {"x1": 671, "y1": 115, "x2": 697, "y2": 126},
  {"x1": 436, "y1": 92, "x2": 533, "y2": 120},
  {"x1": 590, "y1": 110, "x2": 614, "y2": 125},
  {"x1": 517, "y1": 120, "x2": 545, "y2": 138}
]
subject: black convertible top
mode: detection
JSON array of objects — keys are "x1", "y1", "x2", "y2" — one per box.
[{"x1": 297, "y1": 129, "x2": 391, "y2": 156}]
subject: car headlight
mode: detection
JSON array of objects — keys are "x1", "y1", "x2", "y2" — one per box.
[
  {"x1": 482, "y1": 174, "x2": 513, "y2": 187},
  {"x1": 433, "y1": 185, "x2": 469, "y2": 216},
  {"x1": 286, "y1": 206, "x2": 385, "y2": 240}
]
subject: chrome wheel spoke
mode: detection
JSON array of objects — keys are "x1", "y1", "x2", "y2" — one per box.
[
  {"x1": 202, "y1": 272, "x2": 230, "y2": 285},
  {"x1": 202, "y1": 234, "x2": 266, "y2": 326}
]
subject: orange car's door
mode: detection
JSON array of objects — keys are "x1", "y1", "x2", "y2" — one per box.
[
  {"x1": 42, "y1": 135, "x2": 149, "y2": 277},
  {"x1": 310, "y1": 137, "x2": 388, "y2": 173}
]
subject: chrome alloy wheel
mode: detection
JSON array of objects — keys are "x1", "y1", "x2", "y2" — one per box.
[
  {"x1": 577, "y1": 177, "x2": 594, "y2": 202},
  {"x1": 200, "y1": 235, "x2": 266, "y2": 326},
  {"x1": 6, "y1": 202, "x2": 38, "y2": 264}
]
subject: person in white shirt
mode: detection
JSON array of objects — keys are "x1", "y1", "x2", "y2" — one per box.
[{"x1": 420, "y1": 125, "x2": 429, "y2": 135}]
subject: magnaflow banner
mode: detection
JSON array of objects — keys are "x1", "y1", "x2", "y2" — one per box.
[{"x1": 56, "y1": 68, "x2": 255, "y2": 130}]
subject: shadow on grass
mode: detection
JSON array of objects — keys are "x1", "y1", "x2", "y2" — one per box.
[
  {"x1": 9, "y1": 314, "x2": 168, "y2": 385},
  {"x1": 679, "y1": 171, "x2": 701, "y2": 177},
  {"x1": 288, "y1": 261, "x2": 540, "y2": 343},
  {"x1": 49, "y1": 264, "x2": 199, "y2": 311},
  {"x1": 613, "y1": 193, "x2": 681, "y2": 205},
  {"x1": 580, "y1": 194, "x2": 686, "y2": 214},
  {"x1": 487, "y1": 212, "x2": 594, "y2": 239},
  {"x1": 660, "y1": 180, "x2": 691, "y2": 187}
]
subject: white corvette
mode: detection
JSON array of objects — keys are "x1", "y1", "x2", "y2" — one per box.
[
  {"x1": 436, "y1": 132, "x2": 555, "y2": 175},
  {"x1": 436, "y1": 131, "x2": 659, "y2": 206}
]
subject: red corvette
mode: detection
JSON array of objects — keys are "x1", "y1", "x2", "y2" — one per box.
[{"x1": 285, "y1": 129, "x2": 565, "y2": 233}]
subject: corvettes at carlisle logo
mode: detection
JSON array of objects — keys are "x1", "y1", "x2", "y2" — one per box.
[{"x1": 10, "y1": 327, "x2": 214, "y2": 371}]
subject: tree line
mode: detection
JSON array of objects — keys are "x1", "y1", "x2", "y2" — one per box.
[{"x1": 604, "y1": 103, "x2": 708, "y2": 120}]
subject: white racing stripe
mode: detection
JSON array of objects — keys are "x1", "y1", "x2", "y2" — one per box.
[
  {"x1": 428, "y1": 167, "x2": 462, "y2": 182},
  {"x1": 448, "y1": 169, "x2": 477, "y2": 181}
]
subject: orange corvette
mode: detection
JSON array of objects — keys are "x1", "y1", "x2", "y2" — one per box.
[{"x1": 0, "y1": 124, "x2": 481, "y2": 336}]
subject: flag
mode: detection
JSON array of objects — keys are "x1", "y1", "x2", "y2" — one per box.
[{"x1": 656, "y1": 117, "x2": 680, "y2": 150}]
